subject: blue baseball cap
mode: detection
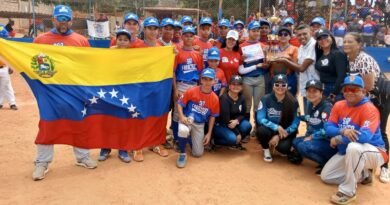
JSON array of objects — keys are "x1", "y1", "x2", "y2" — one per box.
[
  {"x1": 53, "y1": 5, "x2": 72, "y2": 21},
  {"x1": 173, "y1": 20, "x2": 182, "y2": 28},
  {"x1": 233, "y1": 20, "x2": 244, "y2": 27},
  {"x1": 342, "y1": 75, "x2": 365, "y2": 88},
  {"x1": 207, "y1": 47, "x2": 220, "y2": 61},
  {"x1": 200, "y1": 17, "x2": 212, "y2": 26},
  {"x1": 160, "y1": 18, "x2": 174, "y2": 27},
  {"x1": 116, "y1": 29, "x2": 131, "y2": 39},
  {"x1": 143, "y1": 17, "x2": 159, "y2": 28},
  {"x1": 248, "y1": 21, "x2": 260, "y2": 30},
  {"x1": 311, "y1": 17, "x2": 325, "y2": 26},
  {"x1": 218, "y1": 18, "x2": 230, "y2": 27},
  {"x1": 182, "y1": 26, "x2": 195, "y2": 35},
  {"x1": 282, "y1": 17, "x2": 294, "y2": 26},
  {"x1": 201, "y1": 68, "x2": 216, "y2": 79},
  {"x1": 259, "y1": 19, "x2": 271, "y2": 27},
  {"x1": 124, "y1": 13, "x2": 139, "y2": 23},
  {"x1": 181, "y1": 16, "x2": 193, "y2": 24},
  {"x1": 0, "y1": 24, "x2": 9, "y2": 38}
]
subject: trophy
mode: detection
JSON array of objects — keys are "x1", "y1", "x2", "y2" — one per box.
[{"x1": 267, "y1": 6, "x2": 281, "y2": 62}]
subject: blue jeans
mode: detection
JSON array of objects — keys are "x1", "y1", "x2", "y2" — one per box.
[
  {"x1": 213, "y1": 120, "x2": 252, "y2": 146},
  {"x1": 293, "y1": 137, "x2": 337, "y2": 166}
]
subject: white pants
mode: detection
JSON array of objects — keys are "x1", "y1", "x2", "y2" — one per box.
[
  {"x1": 0, "y1": 67, "x2": 16, "y2": 106},
  {"x1": 35, "y1": 144, "x2": 90, "y2": 167},
  {"x1": 178, "y1": 122, "x2": 205, "y2": 157},
  {"x1": 321, "y1": 142, "x2": 385, "y2": 197}
]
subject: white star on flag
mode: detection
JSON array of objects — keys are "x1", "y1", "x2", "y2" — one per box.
[
  {"x1": 132, "y1": 112, "x2": 140, "y2": 118},
  {"x1": 128, "y1": 104, "x2": 136, "y2": 112},
  {"x1": 109, "y1": 88, "x2": 118, "y2": 98},
  {"x1": 89, "y1": 96, "x2": 98, "y2": 104},
  {"x1": 120, "y1": 95, "x2": 129, "y2": 105},
  {"x1": 81, "y1": 107, "x2": 87, "y2": 116},
  {"x1": 97, "y1": 89, "x2": 106, "y2": 98}
]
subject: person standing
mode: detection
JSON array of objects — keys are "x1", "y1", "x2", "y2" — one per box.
[
  {"x1": 219, "y1": 30, "x2": 241, "y2": 83},
  {"x1": 314, "y1": 28, "x2": 349, "y2": 102},
  {"x1": 32, "y1": 5, "x2": 97, "y2": 181}
]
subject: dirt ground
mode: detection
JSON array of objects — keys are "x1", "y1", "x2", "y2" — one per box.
[{"x1": 0, "y1": 73, "x2": 389, "y2": 205}]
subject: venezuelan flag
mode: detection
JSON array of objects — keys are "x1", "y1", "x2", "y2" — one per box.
[{"x1": 0, "y1": 39, "x2": 174, "y2": 150}]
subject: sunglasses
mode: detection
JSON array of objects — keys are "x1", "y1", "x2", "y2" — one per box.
[
  {"x1": 343, "y1": 86, "x2": 361, "y2": 93},
  {"x1": 56, "y1": 16, "x2": 70, "y2": 22},
  {"x1": 274, "y1": 83, "x2": 287, "y2": 88},
  {"x1": 278, "y1": 32, "x2": 290, "y2": 37}
]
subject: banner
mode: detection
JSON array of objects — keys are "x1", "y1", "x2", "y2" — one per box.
[
  {"x1": 87, "y1": 20, "x2": 110, "y2": 39},
  {"x1": 0, "y1": 39, "x2": 174, "y2": 150}
]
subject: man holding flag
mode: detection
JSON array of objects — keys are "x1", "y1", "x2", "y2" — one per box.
[{"x1": 32, "y1": 5, "x2": 97, "y2": 181}]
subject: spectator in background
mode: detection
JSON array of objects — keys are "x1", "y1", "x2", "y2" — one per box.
[
  {"x1": 96, "y1": 13, "x2": 108, "y2": 22},
  {"x1": 114, "y1": 21, "x2": 120, "y2": 31},
  {"x1": 308, "y1": 0, "x2": 317, "y2": 9},
  {"x1": 385, "y1": 3, "x2": 390, "y2": 26},
  {"x1": 359, "y1": 1, "x2": 371, "y2": 19},
  {"x1": 362, "y1": 15, "x2": 377, "y2": 47},
  {"x1": 5, "y1": 19, "x2": 14, "y2": 37},
  {"x1": 385, "y1": 28, "x2": 390, "y2": 47},
  {"x1": 348, "y1": 17, "x2": 362, "y2": 33},
  {"x1": 279, "y1": 5, "x2": 288, "y2": 19},
  {"x1": 372, "y1": 4, "x2": 384, "y2": 21},
  {"x1": 230, "y1": 16, "x2": 235, "y2": 27},
  {"x1": 348, "y1": 5, "x2": 358, "y2": 20},
  {"x1": 376, "y1": 26, "x2": 387, "y2": 46},
  {"x1": 332, "y1": 17, "x2": 348, "y2": 47},
  {"x1": 248, "y1": 13, "x2": 255, "y2": 23},
  {"x1": 296, "y1": 2, "x2": 305, "y2": 24}
]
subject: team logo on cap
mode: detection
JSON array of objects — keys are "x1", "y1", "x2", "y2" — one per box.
[
  {"x1": 310, "y1": 80, "x2": 316, "y2": 85},
  {"x1": 349, "y1": 75, "x2": 355, "y2": 82},
  {"x1": 253, "y1": 22, "x2": 259, "y2": 26},
  {"x1": 166, "y1": 19, "x2": 173, "y2": 23},
  {"x1": 128, "y1": 14, "x2": 136, "y2": 18},
  {"x1": 59, "y1": 6, "x2": 68, "y2": 13},
  {"x1": 31, "y1": 53, "x2": 56, "y2": 78},
  {"x1": 211, "y1": 51, "x2": 218, "y2": 55},
  {"x1": 204, "y1": 70, "x2": 213, "y2": 74},
  {"x1": 148, "y1": 19, "x2": 157, "y2": 23},
  {"x1": 277, "y1": 74, "x2": 284, "y2": 80}
]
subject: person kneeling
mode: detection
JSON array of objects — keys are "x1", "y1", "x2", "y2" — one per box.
[
  {"x1": 256, "y1": 74, "x2": 300, "y2": 162},
  {"x1": 321, "y1": 75, "x2": 389, "y2": 205},
  {"x1": 176, "y1": 68, "x2": 220, "y2": 168},
  {"x1": 213, "y1": 75, "x2": 251, "y2": 150},
  {"x1": 292, "y1": 79, "x2": 337, "y2": 174}
]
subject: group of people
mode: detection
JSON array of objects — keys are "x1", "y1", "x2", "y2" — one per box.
[{"x1": 0, "y1": 4, "x2": 389, "y2": 205}]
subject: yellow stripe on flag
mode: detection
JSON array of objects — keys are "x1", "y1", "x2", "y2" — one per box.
[{"x1": 0, "y1": 39, "x2": 174, "y2": 85}]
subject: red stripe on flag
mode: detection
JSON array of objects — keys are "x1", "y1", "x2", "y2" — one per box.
[{"x1": 35, "y1": 114, "x2": 168, "y2": 150}]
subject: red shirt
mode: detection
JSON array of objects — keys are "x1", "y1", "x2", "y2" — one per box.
[
  {"x1": 179, "y1": 86, "x2": 220, "y2": 123},
  {"x1": 34, "y1": 31, "x2": 90, "y2": 47},
  {"x1": 212, "y1": 68, "x2": 227, "y2": 95},
  {"x1": 174, "y1": 48, "x2": 204, "y2": 83},
  {"x1": 131, "y1": 39, "x2": 162, "y2": 48},
  {"x1": 218, "y1": 48, "x2": 241, "y2": 81},
  {"x1": 193, "y1": 36, "x2": 213, "y2": 63}
]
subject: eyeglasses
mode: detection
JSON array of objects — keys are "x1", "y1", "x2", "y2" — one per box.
[
  {"x1": 278, "y1": 32, "x2": 289, "y2": 37},
  {"x1": 343, "y1": 86, "x2": 361, "y2": 93},
  {"x1": 56, "y1": 16, "x2": 70, "y2": 22},
  {"x1": 274, "y1": 83, "x2": 287, "y2": 88}
]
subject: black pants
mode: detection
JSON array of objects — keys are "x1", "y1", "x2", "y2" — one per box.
[
  {"x1": 256, "y1": 125, "x2": 297, "y2": 155},
  {"x1": 377, "y1": 99, "x2": 390, "y2": 168}
]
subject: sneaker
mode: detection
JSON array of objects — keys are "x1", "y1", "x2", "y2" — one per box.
[
  {"x1": 287, "y1": 150, "x2": 303, "y2": 165},
  {"x1": 263, "y1": 149, "x2": 273, "y2": 162},
  {"x1": 10, "y1": 104, "x2": 18, "y2": 110},
  {"x1": 228, "y1": 144, "x2": 247, "y2": 151},
  {"x1": 133, "y1": 150, "x2": 144, "y2": 162},
  {"x1": 118, "y1": 150, "x2": 131, "y2": 163},
  {"x1": 98, "y1": 149, "x2": 111, "y2": 161},
  {"x1": 32, "y1": 165, "x2": 49, "y2": 181},
  {"x1": 75, "y1": 158, "x2": 98, "y2": 169},
  {"x1": 176, "y1": 153, "x2": 187, "y2": 168},
  {"x1": 379, "y1": 167, "x2": 390, "y2": 183},
  {"x1": 151, "y1": 145, "x2": 169, "y2": 157},
  {"x1": 361, "y1": 170, "x2": 373, "y2": 185},
  {"x1": 162, "y1": 140, "x2": 173, "y2": 149},
  {"x1": 330, "y1": 191, "x2": 356, "y2": 205}
]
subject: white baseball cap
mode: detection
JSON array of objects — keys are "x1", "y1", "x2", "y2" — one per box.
[{"x1": 226, "y1": 30, "x2": 239, "y2": 41}]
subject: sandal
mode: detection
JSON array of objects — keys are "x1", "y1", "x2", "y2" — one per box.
[
  {"x1": 133, "y1": 150, "x2": 144, "y2": 162},
  {"x1": 330, "y1": 191, "x2": 356, "y2": 205},
  {"x1": 151, "y1": 145, "x2": 169, "y2": 157}
]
